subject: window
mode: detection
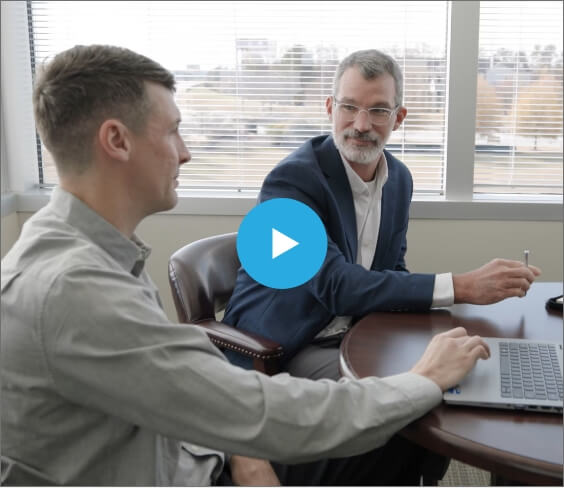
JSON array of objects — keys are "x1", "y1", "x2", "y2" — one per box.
[
  {"x1": 25, "y1": 1, "x2": 564, "y2": 199},
  {"x1": 474, "y1": 1, "x2": 563, "y2": 195},
  {"x1": 30, "y1": 1, "x2": 448, "y2": 194}
]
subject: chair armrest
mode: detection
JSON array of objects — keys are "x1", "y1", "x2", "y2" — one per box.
[{"x1": 188, "y1": 320, "x2": 284, "y2": 375}]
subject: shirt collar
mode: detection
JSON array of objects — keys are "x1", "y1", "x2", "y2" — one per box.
[
  {"x1": 48, "y1": 187, "x2": 152, "y2": 276},
  {"x1": 341, "y1": 152, "x2": 389, "y2": 198}
]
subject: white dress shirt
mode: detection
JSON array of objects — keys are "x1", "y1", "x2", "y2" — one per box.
[{"x1": 317, "y1": 153, "x2": 454, "y2": 339}]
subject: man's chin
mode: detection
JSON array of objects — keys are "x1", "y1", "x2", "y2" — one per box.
[
  {"x1": 168, "y1": 193, "x2": 179, "y2": 210},
  {"x1": 341, "y1": 148, "x2": 381, "y2": 166},
  {"x1": 158, "y1": 193, "x2": 178, "y2": 213}
]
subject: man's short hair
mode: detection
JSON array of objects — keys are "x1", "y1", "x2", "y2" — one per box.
[
  {"x1": 333, "y1": 49, "x2": 404, "y2": 107},
  {"x1": 33, "y1": 45, "x2": 175, "y2": 174}
]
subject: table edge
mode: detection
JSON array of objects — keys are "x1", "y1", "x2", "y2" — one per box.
[{"x1": 338, "y1": 292, "x2": 564, "y2": 484}]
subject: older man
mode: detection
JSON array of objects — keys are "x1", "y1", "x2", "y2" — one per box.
[{"x1": 224, "y1": 49, "x2": 541, "y2": 380}]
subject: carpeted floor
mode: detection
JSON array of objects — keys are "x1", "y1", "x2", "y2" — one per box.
[{"x1": 439, "y1": 460, "x2": 491, "y2": 486}]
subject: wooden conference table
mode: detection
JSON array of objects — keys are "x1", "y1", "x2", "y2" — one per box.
[{"x1": 339, "y1": 282, "x2": 563, "y2": 485}]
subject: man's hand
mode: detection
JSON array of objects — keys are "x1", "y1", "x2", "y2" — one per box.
[
  {"x1": 453, "y1": 259, "x2": 541, "y2": 305},
  {"x1": 410, "y1": 327, "x2": 490, "y2": 391},
  {"x1": 230, "y1": 455, "x2": 281, "y2": 486}
]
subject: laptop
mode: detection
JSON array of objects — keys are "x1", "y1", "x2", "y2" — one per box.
[{"x1": 443, "y1": 337, "x2": 563, "y2": 414}]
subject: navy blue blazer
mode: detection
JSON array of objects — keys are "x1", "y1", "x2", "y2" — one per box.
[{"x1": 223, "y1": 134, "x2": 435, "y2": 368}]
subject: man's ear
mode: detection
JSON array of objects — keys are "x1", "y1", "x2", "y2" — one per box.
[
  {"x1": 97, "y1": 119, "x2": 132, "y2": 161},
  {"x1": 392, "y1": 106, "x2": 407, "y2": 131},
  {"x1": 325, "y1": 96, "x2": 334, "y2": 122}
]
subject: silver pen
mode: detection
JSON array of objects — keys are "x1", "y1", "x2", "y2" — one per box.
[{"x1": 523, "y1": 249, "x2": 529, "y2": 267}]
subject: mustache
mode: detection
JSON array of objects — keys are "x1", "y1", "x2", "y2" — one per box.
[{"x1": 342, "y1": 129, "x2": 379, "y2": 144}]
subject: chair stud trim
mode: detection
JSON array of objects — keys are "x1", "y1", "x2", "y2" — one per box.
[{"x1": 210, "y1": 338, "x2": 284, "y2": 360}]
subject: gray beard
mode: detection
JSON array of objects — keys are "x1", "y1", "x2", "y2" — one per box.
[{"x1": 333, "y1": 130, "x2": 384, "y2": 165}]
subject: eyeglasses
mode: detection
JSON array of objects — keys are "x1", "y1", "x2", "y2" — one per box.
[{"x1": 333, "y1": 98, "x2": 398, "y2": 125}]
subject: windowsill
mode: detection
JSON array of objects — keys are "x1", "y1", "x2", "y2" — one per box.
[
  {"x1": 1, "y1": 192, "x2": 17, "y2": 217},
  {"x1": 1, "y1": 188, "x2": 562, "y2": 221}
]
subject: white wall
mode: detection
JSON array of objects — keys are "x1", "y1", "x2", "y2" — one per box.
[
  {"x1": 1, "y1": 213, "x2": 20, "y2": 259},
  {"x1": 6, "y1": 211, "x2": 562, "y2": 322}
]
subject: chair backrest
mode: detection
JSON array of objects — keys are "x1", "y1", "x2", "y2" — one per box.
[{"x1": 168, "y1": 233, "x2": 239, "y2": 323}]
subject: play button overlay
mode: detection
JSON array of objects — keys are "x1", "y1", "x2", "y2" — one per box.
[
  {"x1": 237, "y1": 198, "x2": 327, "y2": 289},
  {"x1": 272, "y1": 228, "x2": 299, "y2": 259}
]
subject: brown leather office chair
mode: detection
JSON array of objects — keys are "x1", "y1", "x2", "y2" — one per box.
[{"x1": 168, "y1": 232, "x2": 283, "y2": 375}]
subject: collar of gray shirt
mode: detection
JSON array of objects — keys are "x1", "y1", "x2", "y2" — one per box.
[{"x1": 49, "y1": 187, "x2": 151, "y2": 277}]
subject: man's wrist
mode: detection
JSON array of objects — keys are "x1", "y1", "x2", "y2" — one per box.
[{"x1": 452, "y1": 273, "x2": 471, "y2": 304}]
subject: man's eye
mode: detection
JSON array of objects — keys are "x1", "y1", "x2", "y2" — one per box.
[
  {"x1": 370, "y1": 108, "x2": 389, "y2": 115},
  {"x1": 342, "y1": 104, "x2": 357, "y2": 112}
]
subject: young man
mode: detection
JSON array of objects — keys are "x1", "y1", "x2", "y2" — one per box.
[
  {"x1": 1, "y1": 44, "x2": 490, "y2": 485},
  {"x1": 223, "y1": 49, "x2": 541, "y2": 380}
]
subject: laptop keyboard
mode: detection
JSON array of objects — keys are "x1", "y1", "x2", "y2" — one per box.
[{"x1": 500, "y1": 342, "x2": 563, "y2": 401}]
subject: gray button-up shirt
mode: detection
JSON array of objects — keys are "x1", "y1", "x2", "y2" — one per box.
[{"x1": 1, "y1": 187, "x2": 441, "y2": 485}]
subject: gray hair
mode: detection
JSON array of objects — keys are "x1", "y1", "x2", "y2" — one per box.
[
  {"x1": 33, "y1": 44, "x2": 175, "y2": 175},
  {"x1": 333, "y1": 49, "x2": 404, "y2": 107}
]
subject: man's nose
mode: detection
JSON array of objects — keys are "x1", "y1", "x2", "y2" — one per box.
[
  {"x1": 179, "y1": 141, "x2": 191, "y2": 165},
  {"x1": 353, "y1": 109, "x2": 372, "y2": 132}
]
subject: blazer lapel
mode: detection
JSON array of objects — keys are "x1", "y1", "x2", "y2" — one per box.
[
  {"x1": 317, "y1": 136, "x2": 357, "y2": 261},
  {"x1": 371, "y1": 151, "x2": 395, "y2": 269}
]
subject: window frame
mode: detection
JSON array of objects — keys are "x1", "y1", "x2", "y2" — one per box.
[{"x1": 1, "y1": 1, "x2": 561, "y2": 221}]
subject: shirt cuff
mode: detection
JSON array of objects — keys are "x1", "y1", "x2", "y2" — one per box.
[{"x1": 431, "y1": 272, "x2": 454, "y2": 308}]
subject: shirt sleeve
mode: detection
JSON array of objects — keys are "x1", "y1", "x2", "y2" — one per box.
[
  {"x1": 41, "y1": 265, "x2": 442, "y2": 464},
  {"x1": 431, "y1": 272, "x2": 454, "y2": 308}
]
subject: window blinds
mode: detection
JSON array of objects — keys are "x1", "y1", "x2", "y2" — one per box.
[
  {"x1": 474, "y1": 1, "x2": 563, "y2": 195},
  {"x1": 29, "y1": 1, "x2": 448, "y2": 194}
]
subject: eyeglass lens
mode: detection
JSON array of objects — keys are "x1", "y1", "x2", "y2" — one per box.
[{"x1": 335, "y1": 101, "x2": 395, "y2": 125}]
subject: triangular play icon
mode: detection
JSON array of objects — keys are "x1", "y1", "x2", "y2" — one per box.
[{"x1": 272, "y1": 228, "x2": 299, "y2": 259}]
